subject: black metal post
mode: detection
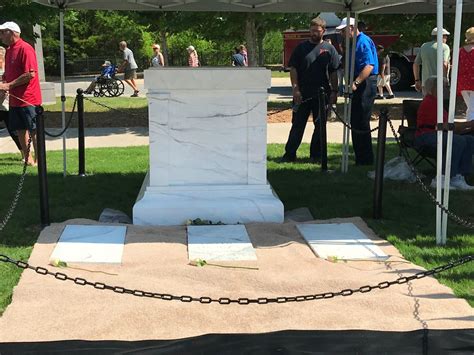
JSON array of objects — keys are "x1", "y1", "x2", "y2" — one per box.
[
  {"x1": 77, "y1": 88, "x2": 86, "y2": 177},
  {"x1": 35, "y1": 106, "x2": 50, "y2": 227},
  {"x1": 373, "y1": 108, "x2": 388, "y2": 219},
  {"x1": 319, "y1": 87, "x2": 328, "y2": 171}
]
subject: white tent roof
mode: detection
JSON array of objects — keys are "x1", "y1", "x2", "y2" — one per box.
[{"x1": 33, "y1": 0, "x2": 474, "y2": 13}]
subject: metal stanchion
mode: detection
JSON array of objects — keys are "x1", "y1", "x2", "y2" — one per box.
[
  {"x1": 373, "y1": 108, "x2": 388, "y2": 219},
  {"x1": 35, "y1": 106, "x2": 50, "y2": 227},
  {"x1": 77, "y1": 88, "x2": 86, "y2": 177},
  {"x1": 319, "y1": 88, "x2": 328, "y2": 171}
]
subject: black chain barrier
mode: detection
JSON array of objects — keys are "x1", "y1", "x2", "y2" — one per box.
[
  {"x1": 329, "y1": 104, "x2": 380, "y2": 134},
  {"x1": 0, "y1": 253, "x2": 471, "y2": 304},
  {"x1": 83, "y1": 96, "x2": 146, "y2": 120},
  {"x1": 0, "y1": 133, "x2": 32, "y2": 232},
  {"x1": 387, "y1": 118, "x2": 474, "y2": 229},
  {"x1": 43, "y1": 97, "x2": 77, "y2": 138}
]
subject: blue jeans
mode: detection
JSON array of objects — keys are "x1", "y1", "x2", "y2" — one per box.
[{"x1": 415, "y1": 132, "x2": 474, "y2": 176}]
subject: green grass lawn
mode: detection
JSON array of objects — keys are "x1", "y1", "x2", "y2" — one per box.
[{"x1": 0, "y1": 143, "x2": 472, "y2": 315}]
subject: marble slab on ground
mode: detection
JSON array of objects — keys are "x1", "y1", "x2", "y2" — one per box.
[
  {"x1": 50, "y1": 225, "x2": 127, "y2": 263},
  {"x1": 284, "y1": 207, "x2": 314, "y2": 222},
  {"x1": 297, "y1": 223, "x2": 388, "y2": 261},
  {"x1": 187, "y1": 225, "x2": 257, "y2": 261}
]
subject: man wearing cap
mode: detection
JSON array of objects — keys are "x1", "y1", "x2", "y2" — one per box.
[
  {"x1": 0, "y1": 21, "x2": 42, "y2": 166},
  {"x1": 337, "y1": 17, "x2": 378, "y2": 165},
  {"x1": 413, "y1": 27, "x2": 451, "y2": 96}
]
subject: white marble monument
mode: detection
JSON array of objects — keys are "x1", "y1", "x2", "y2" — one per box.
[{"x1": 133, "y1": 68, "x2": 284, "y2": 226}]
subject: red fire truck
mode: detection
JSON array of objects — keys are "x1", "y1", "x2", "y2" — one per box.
[{"x1": 282, "y1": 30, "x2": 416, "y2": 90}]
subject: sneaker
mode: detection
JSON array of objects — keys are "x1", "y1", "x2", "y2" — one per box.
[
  {"x1": 386, "y1": 94, "x2": 395, "y2": 99},
  {"x1": 430, "y1": 175, "x2": 449, "y2": 189},
  {"x1": 449, "y1": 175, "x2": 474, "y2": 191},
  {"x1": 375, "y1": 95, "x2": 384, "y2": 100},
  {"x1": 131, "y1": 90, "x2": 139, "y2": 97}
]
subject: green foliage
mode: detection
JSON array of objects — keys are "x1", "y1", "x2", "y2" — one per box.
[{"x1": 263, "y1": 31, "x2": 283, "y2": 64}]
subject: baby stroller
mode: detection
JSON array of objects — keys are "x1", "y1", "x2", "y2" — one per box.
[{"x1": 84, "y1": 61, "x2": 125, "y2": 97}]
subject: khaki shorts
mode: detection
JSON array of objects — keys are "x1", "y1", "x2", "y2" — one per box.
[
  {"x1": 377, "y1": 74, "x2": 390, "y2": 87},
  {"x1": 124, "y1": 69, "x2": 137, "y2": 80}
]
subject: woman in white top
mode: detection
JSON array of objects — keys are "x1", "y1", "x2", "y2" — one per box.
[{"x1": 151, "y1": 44, "x2": 165, "y2": 67}]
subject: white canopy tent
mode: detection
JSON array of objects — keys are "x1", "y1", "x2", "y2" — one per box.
[{"x1": 33, "y1": 0, "x2": 473, "y2": 244}]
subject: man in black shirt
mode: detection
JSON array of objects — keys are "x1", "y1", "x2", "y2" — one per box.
[{"x1": 281, "y1": 17, "x2": 340, "y2": 163}]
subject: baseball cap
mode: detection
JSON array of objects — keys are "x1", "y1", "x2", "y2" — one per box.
[
  {"x1": 336, "y1": 17, "x2": 355, "y2": 30},
  {"x1": 431, "y1": 27, "x2": 450, "y2": 36},
  {"x1": 187, "y1": 45, "x2": 195, "y2": 51},
  {"x1": 152, "y1": 44, "x2": 160, "y2": 49},
  {"x1": 101, "y1": 60, "x2": 111, "y2": 67},
  {"x1": 0, "y1": 21, "x2": 21, "y2": 33}
]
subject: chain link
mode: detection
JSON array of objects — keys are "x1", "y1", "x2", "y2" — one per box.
[
  {"x1": 0, "y1": 253, "x2": 471, "y2": 304},
  {"x1": 329, "y1": 104, "x2": 380, "y2": 134},
  {"x1": 83, "y1": 96, "x2": 146, "y2": 120},
  {"x1": 387, "y1": 118, "x2": 474, "y2": 229},
  {"x1": 44, "y1": 97, "x2": 77, "y2": 138},
  {"x1": 0, "y1": 134, "x2": 32, "y2": 232}
]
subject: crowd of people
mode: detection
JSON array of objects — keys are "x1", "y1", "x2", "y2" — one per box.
[
  {"x1": 279, "y1": 16, "x2": 474, "y2": 189},
  {"x1": 1, "y1": 17, "x2": 473, "y2": 187}
]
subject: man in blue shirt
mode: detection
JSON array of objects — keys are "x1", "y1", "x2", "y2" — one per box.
[{"x1": 337, "y1": 17, "x2": 378, "y2": 165}]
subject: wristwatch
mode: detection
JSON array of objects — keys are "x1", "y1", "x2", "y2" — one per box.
[{"x1": 354, "y1": 79, "x2": 361, "y2": 87}]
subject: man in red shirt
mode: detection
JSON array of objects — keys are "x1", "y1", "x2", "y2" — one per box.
[{"x1": 0, "y1": 21, "x2": 42, "y2": 166}]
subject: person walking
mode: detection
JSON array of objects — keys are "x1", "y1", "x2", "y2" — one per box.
[
  {"x1": 375, "y1": 45, "x2": 394, "y2": 100},
  {"x1": 0, "y1": 22, "x2": 42, "y2": 166},
  {"x1": 337, "y1": 17, "x2": 379, "y2": 165},
  {"x1": 457, "y1": 27, "x2": 474, "y2": 121},
  {"x1": 187, "y1": 45, "x2": 199, "y2": 67},
  {"x1": 280, "y1": 17, "x2": 340, "y2": 163},
  {"x1": 151, "y1": 44, "x2": 165, "y2": 67},
  {"x1": 413, "y1": 27, "x2": 450, "y2": 96},
  {"x1": 118, "y1": 41, "x2": 139, "y2": 97},
  {"x1": 0, "y1": 45, "x2": 22, "y2": 156}
]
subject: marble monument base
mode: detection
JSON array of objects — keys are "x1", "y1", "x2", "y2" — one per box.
[{"x1": 133, "y1": 172, "x2": 283, "y2": 226}]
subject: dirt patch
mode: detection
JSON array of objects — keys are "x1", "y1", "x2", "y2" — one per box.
[{"x1": 43, "y1": 103, "x2": 404, "y2": 128}]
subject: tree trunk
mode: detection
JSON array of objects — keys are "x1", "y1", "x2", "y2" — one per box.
[
  {"x1": 257, "y1": 33, "x2": 265, "y2": 67},
  {"x1": 244, "y1": 13, "x2": 257, "y2": 67},
  {"x1": 160, "y1": 31, "x2": 169, "y2": 66}
]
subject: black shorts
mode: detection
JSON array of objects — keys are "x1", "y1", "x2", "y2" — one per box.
[{"x1": 9, "y1": 106, "x2": 37, "y2": 131}]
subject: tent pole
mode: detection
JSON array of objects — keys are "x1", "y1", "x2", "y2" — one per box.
[
  {"x1": 435, "y1": 0, "x2": 444, "y2": 245},
  {"x1": 59, "y1": 8, "x2": 67, "y2": 177},
  {"x1": 341, "y1": 12, "x2": 350, "y2": 173},
  {"x1": 342, "y1": 11, "x2": 355, "y2": 173},
  {"x1": 442, "y1": 0, "x2": 463, "y2": 245}
]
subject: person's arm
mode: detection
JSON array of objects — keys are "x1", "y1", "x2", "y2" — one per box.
[
  {"x1": 289, "y1": 67, "x2": 302, "y2": 104},
  {"x1": 352, "y1": 65, "x2": 374, "y2": 92},
  {"x1": 0, "y1": 70, "x2": 35, "y2": 91},
  {"x1": 413, "y1": 63, "x2": 422, "y2": 92},
  {"x1": 380, "y1": 63, "x2": 386, "y2": 79},
  {"x1": 159, "y1": 53, "x2": 165, "y2": 66},
  {"x1": 329, "y1": 71, "x2": 338, "y2": 104}
]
